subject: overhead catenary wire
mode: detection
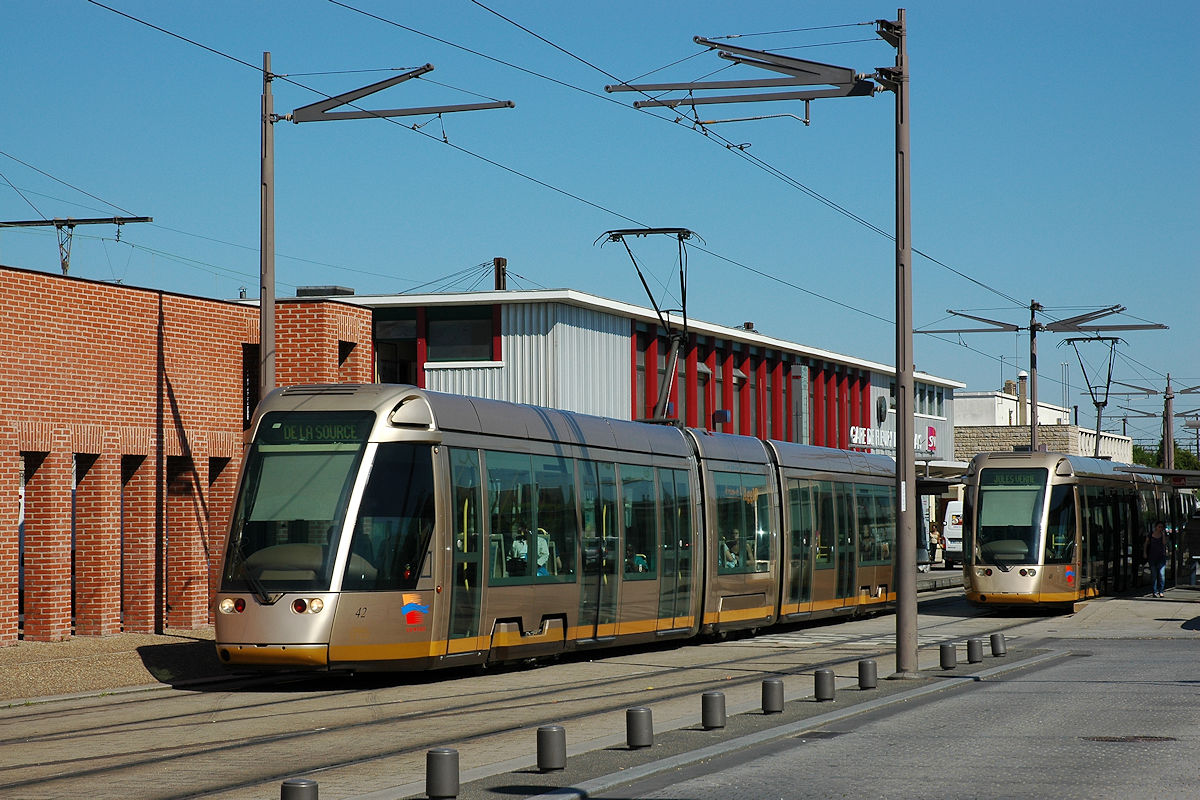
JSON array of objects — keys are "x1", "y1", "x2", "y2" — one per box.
[
  {"x1": 77, "y1": 0, "x2": 1016, "y2": 376},
  {"x1": 78, "y1": 0, "x2": 1162, "y2": 393}
]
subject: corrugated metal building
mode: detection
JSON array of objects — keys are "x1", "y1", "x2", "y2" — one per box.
[{"x1": 316, "y1": 287, "x2": 965, "y2": 463}]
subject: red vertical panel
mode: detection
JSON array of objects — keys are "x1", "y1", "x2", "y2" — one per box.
[
  {"x1": 739, "y1": 350, "x2": 752, "y2": 436},
  {"x1": 644, "y1": 335, "x2": 659, "y2": 420},
  {"x1": 838, "y1": 371, "x2": 851, "y2": 449},
  {"x1": 630, "y1": 329, "x2": 640, "y2": 420},
  {"x1": 706, "y1": 346, "x2": 718, "y2": 431},
  {"x1": 491, "y1": 305, "x2": 502, "y2": 361},
  {"x1": 722, "y1": 349, "x2": 734, "y2": 433},
  {"x1": 771, "y1": 360, "x2": 784, "y2": 442},
  {"x1": 756, "y1": 357, "x2": 768, "y2": 439},
  {"x1": 825, "y1": 371, "x2": 835, "y2": 448},
  {"x1": 862, "y1": 373, "x2": 873, "y2": 448},
  {"x1": 415, "y1": 307, "x2": 427, "y2": 389},
  {"x1": 849, "y1": 373, "x2": 861, "y2": 436},
  {"x1": 812, "y1": 365, "x2": 825, "y2": 446},
  {"x1": 685, "y1": 341, "x2": 698, "y2": 428}
]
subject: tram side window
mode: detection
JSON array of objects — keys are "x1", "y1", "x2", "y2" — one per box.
[
  {"x1": 449, "y1": 448, "x2": 481, "y2": 556},
  {"x1": 533, "y1": 455, "x2": 577, "y2": 581},
  {"x1": 812, "y1": 480, "x2": 836, "y2": 569},
  {"x1": 748, "y1": 473, "x2": 772, "y2": 573},
  {"x1": 620, "y1": 465, "x2": 657, "y2": 579},
  {"x1": 1044, "y1": 484, "x2": 1076, "y2": 564},
  {"x1": 485, "y1": 451, "x2": 536, "y2": 584},
  {"x1": 342, "y1": 443, "x2": 436, "y2": 591},
  {"x1": 856, "y1": 483, "x2": 895, "y2": 566},
  {"x1": 713, "y1": 471, "x2": 772, "y2": 575}
]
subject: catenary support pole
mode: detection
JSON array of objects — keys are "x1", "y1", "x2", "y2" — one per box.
[
  {"x1": 260, "y1": 51, "x2": 276, "y2": 402},
  {"x1": 888, "y1": 8, "x2": 919, "y2": 679}
]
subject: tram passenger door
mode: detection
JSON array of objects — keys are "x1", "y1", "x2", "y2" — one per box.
[
  {"x1": 578, "y1": 461, "x2": 619, "y2": 640},
  {"x1": 782, "y1": 478, "x2": 814, "y2": 616},
  {"x1": 657, "y1": 468, "x2": 695, "y2": 631},
  {"x1": 446, "y1": 449, "x2": 484, "y2": 655},
  {"x1": 833, "y1": 482, "x2": 856, "y2": 601},
  {"x1": 811, "y1": 480, "x2": 854, "y2": 610}
]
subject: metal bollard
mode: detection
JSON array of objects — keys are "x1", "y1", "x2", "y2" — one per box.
[
  {"x1": 537, "y1": 725, "x2": 566, "y2": 772},
  {"x1": 761, "y1": 678, "x2": 785, "y2": 714},
  {"x1": 701, "y1": 691, "x2": 726, "y2": 730},
  {"x1": 940, "y1": 642, "x2": 957, "y2": 670},
  {"x1": 814, "y1": 668, "x2": 835, "y2": 701},
  {"x1": 990, "y1": 632, "x2": 1007, "y2": 657},
  {"x1": 967, "y1": 638, "x2": 983, "y2": 664},
  {"x1": 858, "y1": 659, "x2": 878, "y2": 690},
  {"x1": 626, "y1": 707, "x2": 653, "y2": 749},
  {"x1": 281, "y1": 778, "x2": 318, "y2": 800},
  {"x1": 426, "y1": 748, "x2": 459, "y2": 799}
]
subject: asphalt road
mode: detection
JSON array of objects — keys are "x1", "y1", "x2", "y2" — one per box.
[{"x1": 2, "y1": 586, "x2": 1196, "y2": 800}]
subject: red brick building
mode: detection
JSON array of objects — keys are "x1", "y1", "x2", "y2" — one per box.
[{"x1": 0, "y1": 265, "x2": 372, "y2": 643}]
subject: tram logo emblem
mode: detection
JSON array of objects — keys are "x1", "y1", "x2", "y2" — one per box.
[
  {"x1": 401, "y1": 594, "x2": 430, "y2": 626},
  {"x1": 1065, "y1": 568, "x2": 1075, "y2": 585}
]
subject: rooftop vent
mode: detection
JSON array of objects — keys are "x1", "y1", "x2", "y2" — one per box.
[{"x1": 296, "y1": 285, "x2": 355, "y2": 297}]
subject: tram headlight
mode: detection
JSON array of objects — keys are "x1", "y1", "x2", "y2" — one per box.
[
  {"x1": 290, "y1": 598, "x2": 325, "y2": 614},
  {"x1": 218, "y1": 597, "x2": 245, "y2": 614}
]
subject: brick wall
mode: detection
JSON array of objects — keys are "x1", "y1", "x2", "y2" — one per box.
[{"x1": 1, "y1": 265, "x2": 372, "y2": 642}]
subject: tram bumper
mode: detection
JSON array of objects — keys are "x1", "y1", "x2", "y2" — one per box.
[{"x1": 217, "y1": 642, "x2": 329, "y2": 668}]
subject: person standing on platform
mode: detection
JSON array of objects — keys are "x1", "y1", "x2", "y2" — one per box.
[{"x1": 1145, "y1": 521, "x2": 1169, "y2": 597}]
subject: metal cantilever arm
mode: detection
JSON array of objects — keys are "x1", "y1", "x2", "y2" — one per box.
[{"x1": 292, "y1": 64, "x2": 514, "y2": 123}]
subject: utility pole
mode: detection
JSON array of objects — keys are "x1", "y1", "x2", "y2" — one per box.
[
  {"x1": 922, "y1": 303, "x2": 1165, "y2": 452},
  {"x1": 1, "y1": 216, "x2": 152, "y2": 274},
  {"x1": 261, "y1": 52, "x2": 276, "y2": 399},
  {"x1": 1111, "y1": 378, "x2": 1199, "y2": 467},
  {"x1": 607, "y1": 10, "x2": 917, "y2": 676},
  {"x1": 259, "y1": 55, "x2": 513, "y2": 404}
]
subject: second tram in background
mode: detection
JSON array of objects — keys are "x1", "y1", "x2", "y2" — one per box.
[
  {"x1": 215, "y1": 384, "x2": 899, "y2": 672},
  {"x1": 962, "y1": 450, "x2": 1176, "y2": 608}
]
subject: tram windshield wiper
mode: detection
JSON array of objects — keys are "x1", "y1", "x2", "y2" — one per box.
[{"x1": 230, "y1": 533, "x2": 273, "y2": 605}]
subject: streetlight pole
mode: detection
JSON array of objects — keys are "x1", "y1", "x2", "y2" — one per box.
[
  {"x1": 257, "y1": 55, "x2": 513, "y2": 405},
  {"x1": 608, "y1": 9, "x2": 918, "y2": 676},
  {"x1": 876, "y1": 9, "x2": 917, "y2": 677},
  {"x1": 260, "y1": 52, "x2": 276, "y2": 401}
]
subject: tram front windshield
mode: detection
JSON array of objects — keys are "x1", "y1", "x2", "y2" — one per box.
[
  {"x1": 222, "y1": 411, "x2": 374, "y2": 594},
  {"x1": 974, "y1": 468, "x2": 1047, "y2": 567}
]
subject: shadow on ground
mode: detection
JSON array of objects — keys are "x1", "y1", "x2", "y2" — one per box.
[{"x1": 136, "y1": 635, "x2": 228, "y2": 687}]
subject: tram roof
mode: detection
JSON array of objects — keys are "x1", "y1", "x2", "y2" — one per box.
[
  {"x1": 968, "y1": 450, "x2": 1160, "y2": 483},
  {"x1": 408, "y1": 386, "x2": 692, "y2": 458},
  {"x1": 768, "y1": 439, "x2": 895, "y2": 478}
]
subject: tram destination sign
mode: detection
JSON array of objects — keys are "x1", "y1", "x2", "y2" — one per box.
[{"x1": 261, "y1": 411, "x2": 374, "y2": 445}]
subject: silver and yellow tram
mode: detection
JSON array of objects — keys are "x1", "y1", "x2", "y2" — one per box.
[
  {"x1": 962, "y1": 450, "x2": 1161, "y2": 607},
  {"x1": 215, "y1": 384, "x2": 898, "y2": 672}
]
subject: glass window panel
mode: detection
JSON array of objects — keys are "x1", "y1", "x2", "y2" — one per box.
[
  {"x1": 533, "y1": 455, "x2": 577, "y2": 581},
  {"x1": 485, "y1": 451, "x2": 535, "y2": 583},
  {"x1": 620, "y1": 464, "x2": 657, "y2": 579},
  {"x1": 813, "y1": 480, "x2": 836, "y2": 568},
  {"x1": 342, "y1": 444, "x2": 436, "y2": 591}
]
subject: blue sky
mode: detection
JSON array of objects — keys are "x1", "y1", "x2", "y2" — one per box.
[{"x1": 3, "y1": 1, "x2": 1197, "y2": 449}]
